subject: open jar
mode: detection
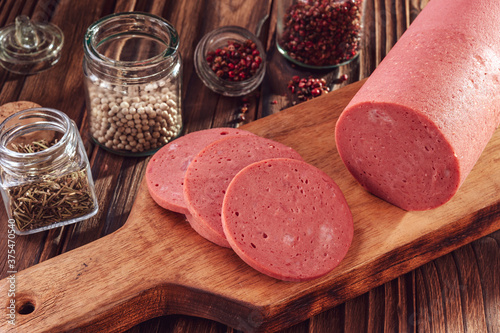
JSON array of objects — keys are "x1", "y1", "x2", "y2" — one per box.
[
  {"x1": 83, "y1": 12, "x2": 182, "y2": 156},
  {"x1": 276, "y1": 0, "x2": 365, "y2": 69},
  {"x1": 0, "y1": 108, "x2": 98, "y2": 235}
]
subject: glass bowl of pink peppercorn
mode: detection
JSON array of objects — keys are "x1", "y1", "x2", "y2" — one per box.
[
  {"x1": 276, "y1": 0, "x2": 365, "y2": 69},
  {"x1": 194, "y1": 26, "x2": 266, "y2": 97}
]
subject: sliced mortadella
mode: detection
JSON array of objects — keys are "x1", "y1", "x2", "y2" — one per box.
[
  {"x1": 183, "y1": 136, "x2": 303, "y2": 247},
  {"x1": 146, "y1": 128, "x2": 255, "y2": 215},
  {"x1": 335, "y1": 0, "x2": 500, "y2": 210},
  {"x1": 222, "y1": 158, "x2": 353, "y2": 281}
]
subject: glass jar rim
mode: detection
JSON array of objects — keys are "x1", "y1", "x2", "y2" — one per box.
[
  {"x1": 0, "y1": 107, "x2": 71, "y2": 159},
  {"x1": 84, "y1": 11, "x2": 179, "y2": 69}
]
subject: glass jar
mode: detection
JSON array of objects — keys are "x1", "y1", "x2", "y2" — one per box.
[
  {"x1": 194, "y1": 26, "x2": 266, "y2": 97},
  {"x1": 83, "y1": 12, "x2": 183, "y2": 156},
  {"x1": 0, "y1": 108, "x2": 99, "y2": 235},
  {"x1": 276, "y1": 0, "x2": 365, "y2": 69}
]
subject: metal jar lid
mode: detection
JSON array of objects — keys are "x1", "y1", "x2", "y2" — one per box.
[{"x1": 0, "y1": 15, "x2": 64, "y2": 75}]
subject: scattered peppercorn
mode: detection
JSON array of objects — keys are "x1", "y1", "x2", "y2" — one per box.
[
  {"x1": 206, "y1": 39, "x2": 263, "y2": 82},
  {"x1": 279, "y1": 0, "x2": 363, "y2": 67},
  {"x1": 233, "y1": 96, "x2": 253, "y2": 127},
  {"x1": 287, "y1": 76, "x2": 330, "y2": 102}
]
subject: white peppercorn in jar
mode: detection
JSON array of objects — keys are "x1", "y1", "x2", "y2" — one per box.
[{"x1": 83, "y1": 12, "x2": 182, "y2": 156}]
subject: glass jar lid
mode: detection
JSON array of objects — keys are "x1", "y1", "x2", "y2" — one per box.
[{"x1": 0, "y1": 15, "x2": 64, "y2": 75}]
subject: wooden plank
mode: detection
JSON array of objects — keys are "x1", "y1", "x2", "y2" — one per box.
[
  {"x1": 0, "y1": 0, "x2": 109, "y2": 279},
  {"x1": 0, "y1": 77, "x2": 499, "y2": 332},
  {"x1": 2, "y1": 0, "x2": 498, "y2": 332},
  {"x1": 175, "y1": 0, "x2": 273, "y2": 133}
]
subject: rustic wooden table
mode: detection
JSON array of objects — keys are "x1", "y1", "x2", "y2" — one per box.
[{"x1": 0, "y1": 0, "x2": 499, "y2": 332}]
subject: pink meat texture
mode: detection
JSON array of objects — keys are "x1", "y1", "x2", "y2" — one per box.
[
  {"x1": 146, "y1": 128, "x2": 255, "y2": 215},
  {"x1": 335, "y1": 0, "x2": 500, "y2": 210},
  {"x1": 183, "y1": 135, "x2": 303, "y2": 247},
  {"x1": 222, "y1": 158, "x2": 353, "y2": 281}
]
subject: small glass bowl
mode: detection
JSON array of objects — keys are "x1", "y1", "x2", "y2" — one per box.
[
  {"x1": 194, "y1": 26, "x2": 266, "y2": 97},
  {"x1": 275, "y1": 0, "x2": 365, "y2": 70}
]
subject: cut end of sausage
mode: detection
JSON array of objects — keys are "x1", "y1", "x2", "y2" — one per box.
[
  {"x1": 222, "y1": 158, "x2": 353, "y2": 282},
  {"x1": 336, "y1": 102, "x2": 461, "y2": 211}
]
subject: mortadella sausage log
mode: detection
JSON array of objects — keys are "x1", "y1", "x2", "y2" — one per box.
[{"x1": 335, "y1": 0, "x2": 500, "y2": 210}]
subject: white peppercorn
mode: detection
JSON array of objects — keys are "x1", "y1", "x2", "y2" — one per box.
[
  {"x1": 85, "y1": 77, "x2": 182, "y2": 154},
  {"x1": 83, "y1": 12, "x2": 183, "y2": 156}
]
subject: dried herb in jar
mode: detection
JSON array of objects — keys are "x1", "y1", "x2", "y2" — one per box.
[
  {"x1": 10, "y1": 139, "x2": 55, "y2": 153},
  {"x1": 280, "y1": 0, "x2": 363, "y2": 67},
  {"x1": 7, "y1": 140, "x2": 96, "y2": 232}
]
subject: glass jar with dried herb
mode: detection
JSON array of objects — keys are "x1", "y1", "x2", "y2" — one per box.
[{"x1": 0, "y1": 108, "x2": 98, "y2": 235}]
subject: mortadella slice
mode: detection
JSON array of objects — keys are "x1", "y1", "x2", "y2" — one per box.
[
  {"x1": 146, "y1": 128, "x2": 255, "y2": 215},
  {"x1": 222, "y1": 158, "x2": 353, "y2": 282},
  {"x1": 183, "y1": 135, "x2": 303, "y2": 247},
  {"x1": 335, "y1": 0, "x2": 500, "y2": 210}
]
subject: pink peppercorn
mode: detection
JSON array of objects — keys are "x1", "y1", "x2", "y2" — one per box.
[
  {"x1": 206, "y1": 39, "x2": 263, "y2": 82},
  {"x1": 288, "y1": 76, "x2": 330, "y2": 102},
  {"x1": 279, "y1": 0, "x2": 363, "y2": 67}
]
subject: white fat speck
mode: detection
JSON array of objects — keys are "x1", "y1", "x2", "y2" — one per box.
[
  {"x1": 282, "y1": 234, "x2": 295, "y2": 246},
  {"x1": 368, "y1": 109, "x2": 393, "y2": 124},
  {"x1": 443, "y1": 169, "x2": 451, "y2": 178},
  {"x1": 319, "y1": 225, "x2": 334, "y2": 242},
  {"x1": 180, "y1": 157, "x2": 192, "y2": 171}
]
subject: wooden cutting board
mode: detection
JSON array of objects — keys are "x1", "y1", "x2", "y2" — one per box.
[{"x1": 1, "y1": 80, "x2": 500, "y2": 333}]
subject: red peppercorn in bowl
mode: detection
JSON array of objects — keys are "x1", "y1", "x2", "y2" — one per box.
[
  {"x1": 194, "y1": 26, "x2": 266, "y2": 97},
  {"x1": 276, "y1": 0, "x2": 365, "y2": 69}
]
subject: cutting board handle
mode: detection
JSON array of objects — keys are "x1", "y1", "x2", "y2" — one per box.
[
  {"x1": 1, "y1": 218, "x2": 160, "y2": 331},
  {"x1": 0, "y1": 181, "x2": 264, "y2": 332}
]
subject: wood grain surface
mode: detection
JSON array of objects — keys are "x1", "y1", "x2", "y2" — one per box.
[
  {"x1": 0, "y1": 0, "x2": 499, "y2": 332},
  {"x1": 1, "y1": 77, "x2": 499, "y2": 333}
]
